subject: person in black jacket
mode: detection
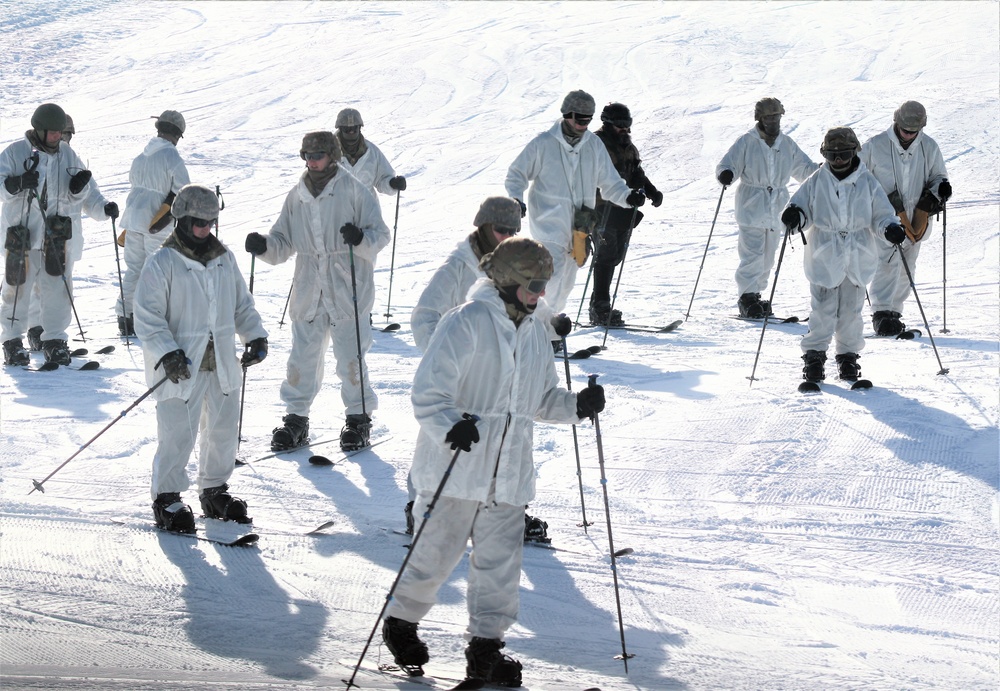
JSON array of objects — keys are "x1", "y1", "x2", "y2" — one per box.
[{"x1": 588, "y1": 102, "x2": 662, "y2": 326}]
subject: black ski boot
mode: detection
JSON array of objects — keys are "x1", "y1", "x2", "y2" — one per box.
[
  {"x1": 3, "y1": 337, "x2": 30, "y2": 366},
  {"x1": 118, "y1": 314, "x2": 136, "y2": 338},
  {"x1": 27, "y1": 325, "x2": 43, "y2": 352},
  {"x1": 271, "y1": 413, "x2": 309, "y2": 451},
  {"x1": 835, "y1": 353, "x2": 862, "y2": 382},
  {"x1": 404, "y1": 501, "x2": 415, "y2": 535},
  {"x1": 589, "y1": 300, "x2": 624, "y2": 327},
  {"x1": 872, "y1": 310, "x2": 905, "y2": 337},
  {"x1": 524, "y1": 513, "x2": 549, "y2": 543},
  {"x1": 42, "y1": 339, "x2": 71, "y2": 366},
  {"x1": 465, "y1": 637, "x2": 522, "y2": 688},
  {"x1": 153, "y1": 492, "x2": 196, "y2": 533},
  {"x1": 738, "y1": 292, "x2": 766, "y2": 318},
  {"x1": 382, "y1": 616, "x2": 429, "y2": 675},
  {"x1": 200, "y1": 483, "x2": 252, "y2": 524},
  {"x1": 801, "y1": 350, "x2": 827, "y2": 383},
  {"x1": 758, "y1": 298, "x2": 774, "y2": 317},
  {"x1": 340, "y1": 413, "x2": 371, "y2": 452}
]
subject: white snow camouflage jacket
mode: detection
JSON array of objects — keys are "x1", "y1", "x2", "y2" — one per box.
[
  {"x1": 716, "y1": 127, "x2": 818, "y2": 230},
  {"x1": 0, "y1": 136, "x2": 102, "y2": 259},
  {"x1": 339, "y1": 139, "x2": 397, "y2": 199},
  {"x1": 120, "y1": 137, "x2": 190, "y2": 235},
  {"x1": 134, "y1": 237, "x2": 267, "y2": 401},
  {"x1": 789, "y1": 163, "x2": 900, "y2": 289},
  {"x1": 255, "y1": 167, "x2": 390, "y2": 322},
  {"x1": 860, "y1": 127, "x2": 948, "y2": 241},
  {"x1": 410, "y1": 234, "x2": 481, "y2": 351},
  {"x1": 505, "y1": 120, "x2": 633, "y2": 250},
  {"x1": 410, "y1": 279, "x2": 581, "y2": 506}
]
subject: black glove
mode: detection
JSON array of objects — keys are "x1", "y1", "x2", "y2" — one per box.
[
  {"x1": 104, "y1": 202, "x2": 119, "y2": 219},
  {"x1": 884, "y1": 223, "x2": 906, "y2": 245},
  {"x1": 340, "y1": 222, "x2": 364, "y2": 246},
  {"x1": 245, "y1": 232, "x2": 267, "y2": 255},
  {"x1": 781, "y1": 205, "x2": 806, "y2": 232},
  {"x1": 4, "y1": 170, "x2": 39, "y2": 194},
  {"x1": 156, "y1": 349, "x2": 191, "y2": 384},
  {"x1": 445, "y1": 416, "x2": 480, "y2": 452},
  {"x1": 516, "y1": 199, "x2": 527, "y2": 217},
  {"x1": 576, "y1": 385, "x2": 606, "y2": 419},
  {"x1": 644, "y1": 181, "x2": 663, "y2": 207},
  {"x1": 718, "y1": 169, "x2": 735, "y2": 187},
  {"x1": 69, "y1": 170, "x2": 93, "y2": 195},
  {"x1": 389, "y1": 175, "x2": 407, "y2": 191},
  {"x1": 626, "y1": 189, "x2": 646, "y2": 208},
  {"x1": 551, "y1": 313, "x2": 572, "y2": 338},
  {"x1": 938, "y1": 179, "x2": 952, "y2": 202},
  {"x1": 241, "y1": 337, "x2": 268, "y2": 367}
]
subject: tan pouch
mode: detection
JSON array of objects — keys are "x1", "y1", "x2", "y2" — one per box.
[
  {"x1": 116, "y1": 228, "x2": 127, "y2": 247},
  {"x1": 572, "y1": 229, "x2": 591, "y2": 268}
]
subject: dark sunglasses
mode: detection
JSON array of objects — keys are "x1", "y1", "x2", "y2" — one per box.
[
  {"x1": 190, "y1": 217, "x2": 217, "y2": 228},
  {"x1": 607, "y1": 119, "x2": 632, "y2": 129},
  {"x1": 301, "y1": 151, "x2": 327, "y2": 161},
  {"x1": 823, "y1": 149, "x2": 855, "y2": 162},
  {"x1": 899, "y1": 127, "x2": 920, "y2": 136},
  {"x1": 565, "y1": 113, "x2": 593, "y2": 125},
  {"x1": 494, "y1": 225, "x2": 518, "y2": 237}
]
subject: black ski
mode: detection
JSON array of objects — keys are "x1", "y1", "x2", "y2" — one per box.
[
  {"x1": 23, "y1": 360, "x2": 99, "y2": 371},
  {"x1": 341, "y1": 658, "x2": 484, "y2": 690},
  {"x1": 599, "y1": 319, "x2": 683, "y2": 333},
  {"x1": 558, "y1": 345, "x2": 603, "y2": 360},
  {"x1": 308, "y1": 436, "x2": 392, "y2": 465},
  {"x1": 733, "y1": 315, "x2": 804, "y2": 324},
  {"x1": 868, "y1": 328, "x2": 922, "y2": 340},
  {"x1": 798, "y1": 379, "x2": 873, "y2": 393},
  {"x1": 111, "y1": 518, "x2": 259, "y2": 546},
  {"x1": 241, "y1": 436, "x2": 332, "y2": 464},
  {"x1": 380, "y1": 322, "x2": 401, "y2": 333},
  {"x1": 70, "y1": 345, "x2": 116, "y2": 357}
]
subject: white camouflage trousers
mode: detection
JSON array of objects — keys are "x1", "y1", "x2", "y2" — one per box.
[
  {"x1": 869, "y1": 238, "x2": 923, "y2": 315},
  {"x1": 801, "y1": 279, "x2": 866, "y2": 355},
  {"x1": 385, "y1": 486, "x2": 525, "y2": 641},
  {"x1": 735, "y1": 225, "x2": 780, "y2": 297},
  {"x1": 1, "y1": 250, "x2": 74, "y2": 343},
  {"x1": 117, "y1": 229, "x2": 166, "y2": 318}
]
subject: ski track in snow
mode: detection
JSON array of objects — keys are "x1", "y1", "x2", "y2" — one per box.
[{"x1": 1, "y1": 2, "x2": 998, "y2": 690}]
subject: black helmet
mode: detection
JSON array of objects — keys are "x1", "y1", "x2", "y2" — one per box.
[
  {"x1": 31, "y1": 103, "x2": 67, "y2": 132},
  {"x1": 601, "y1": 102, "x2": 632, "y2": 128}
]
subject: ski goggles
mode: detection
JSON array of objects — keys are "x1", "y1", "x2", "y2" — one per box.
[
  {"x1": 822, "y1": 149, "x2": 855, "y2": 163},
  {"x1": 301, "y1": 151, "x2": 328, "y2": 161},
  {"x1": 190, "y1": 217, "x2": 218, "y2": 229},
  {"x1": 565, "y1": 113, "x2": 593, "y2": 125},
  {"x1": 606, "y1": 118, "x2": 632, "y2": 129},
  {"x1": 520, "y1": 277, "x2": 548, "y2": 295},
  {"x1": 494, "y1": 225, "x2": 518, "y2": 237},
  {"x1": 899, "y1": 127, "x2": 920, "y2": 136}
]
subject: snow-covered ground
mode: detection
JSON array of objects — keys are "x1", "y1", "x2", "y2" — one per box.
[{"x1": 1, "y1": 2, "x2": 998, "y2": 689}]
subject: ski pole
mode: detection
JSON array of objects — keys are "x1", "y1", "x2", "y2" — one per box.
[
  {"x1": 29, "y1": 375, "x2": 170, "y2": 494},
  {"x1": 940, "y1": 203, "x2": 949, "y2": 333},
  {"x1": 575, "y1": 203, "x2": 611, "y2": 327},
  {"x1": 214, "y1": 185, "x2": 225, "y2": 238},
  {"x1": 896, "y1": 244, "x2": 949, "y2": 375},
  {"x1": 383, "y1": 189, "x2": 401, "y2": 324},
  {"x1": 600, "y1": 205, "x2": 640, "y2": 350},
  {"x1": 747, "y1": 229, "x2": 792, "y2": 387},
  {"x1": 110, "y1": 217, "x2": 130, "y2": 347},
  {"x1": 59, "y1": 270, "x2": 87, "y2": 343},
  {"x1": 585, "y1": 375, "x2": 634, "y2": 672},
  {"x1": 236, "y1": 255, "x2": 256, "y2": 461},
  {"x1": 685, "y1": 185, "x2": 727, "y2": 321},
  {"x1": 348, "y1": 244, "x2": 369, "y2": 423},
  {"x1": 560, "y1": 327, "x2": 592, "y2": 532},
  {"x1": 278, "y1": 281, "x2": 292, "y2": 328},
  {"x1": 344, "y1": 415, "x2": 478, "y2": 691}
]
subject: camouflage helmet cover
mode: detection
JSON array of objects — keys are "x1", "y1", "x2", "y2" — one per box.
[
  {"x1": 820, "y1": 127, "x2": 861, "y2": 154},
  {"x1": 300, "y1": 131, "x2": 343, "y2": 161},
  {"x1": 893, "y1": 101, "x2": 927, "y2": 130},
  {"x1": 31, "y1": 103, "x2": 67, "y2": 132},
  {"x1": 480, "y1": 236, "x2": 554, "y2": 291},
  {"x1": 154, "y1": 109, "x2": 186, "y2": 135},
  {"x1": 171, "y1": 184, "x2": 220, "y2": 220},
  {"x1": 473, "y1": 197, "x2": 522, "y2": 231},
  {"x1": 754, "y1": 97, "x2": 785, "y2": 120},
  {"x1": 336, "y1": 108, "x2": 364, "y2": 128},
  {"x1": 561, "y1": 90, "x2": 596, "y2": 117},
  {"x1": 63, "y1": 113, "x2": 76, "y2": 134}
]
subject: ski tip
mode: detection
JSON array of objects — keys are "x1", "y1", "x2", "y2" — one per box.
[
  {"x1": 613, "y1": 547, "x2": 634, "y2": 557},
  {"x1": 662, "y1": 319, "x2": 683, "y2": 332},
  {"x1": 452, "y1": 679, "x2": 486, "y2": 691},
  {"x1": 78, "y1": 361, "x2": 100, "y2": 370},
  {"x1": 308, "y1": 455, "x2": 334, "y2": 466},
  {"x1": 850, "y1": 379, "x2": 874, "y2": 390},
  {"x1": 781, "y1": 316, "x2": 800, "y2": 323},
  {"x1": 798, "y1": 381, "x2": 822, "y2": 393},
  {"x1": 70, "y1": 348, "x2": 89, "y2": 357},
  {"x1": 568, "y1": 349, "x2": 592, "y2": 359},
  {"x1": 233, "y1": 533, "x2": 260, "y2": 547},
  {"x1": 381, "y1": 323, "x2": 401, "y2": 332},
  {"x1": 96, "y1": 345, "x2": 116, "y2": 354},
  {"x1": 587, "y1": 345, "x2": 604, "y2": 353}
]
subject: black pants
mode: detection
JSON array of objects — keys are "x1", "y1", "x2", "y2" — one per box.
[{"x1": 590, "y1": 205, "x2": 642, "y2": 306}]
